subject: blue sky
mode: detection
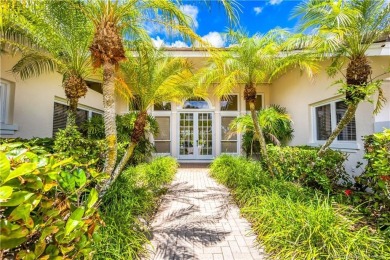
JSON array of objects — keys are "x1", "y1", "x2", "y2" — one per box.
[{"x1": 150, "y1": 0, "x2": 301, "y2": 48}]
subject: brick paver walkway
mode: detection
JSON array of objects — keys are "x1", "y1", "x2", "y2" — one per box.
[{"x1": 145, "y1": 164, "x2": 267, "y2": 260}]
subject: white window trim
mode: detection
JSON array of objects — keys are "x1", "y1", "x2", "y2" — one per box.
[
  {"x1": 0, "y1": 79, "x2": 18, "y2": 135},
  {"x1": 310, "y1": 97, "x2": 360, "y2": 151}
]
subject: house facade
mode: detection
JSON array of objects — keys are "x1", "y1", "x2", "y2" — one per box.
[{"x1": 1, "y1": 42, "x2": 389, "y2": 175}]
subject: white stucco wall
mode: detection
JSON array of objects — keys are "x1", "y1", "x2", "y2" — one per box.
[
  {"x1": 270, "y1": 56, "x2": 390, "y2": 175},
  {"x1": 0, "y1": 53, "x2": 128, "y2": 138}
]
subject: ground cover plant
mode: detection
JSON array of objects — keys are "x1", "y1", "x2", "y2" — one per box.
[
  {"x1": 210, "y1": 154, "x2": 390, "y2": 259},
  {"x1": 94, "y1": 157, "x2": 178, "y2": 259}
]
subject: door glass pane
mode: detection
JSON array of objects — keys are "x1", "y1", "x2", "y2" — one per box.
[
  {"x1": 336, "y1": 101, "x2": 356, "y2": 141},
  {"x1": 316, "y1": 104, "x2": 331, "y2": 140},
  {"x1": 221, "y1": 141, "x2": 237, "y2": 153},
  {"x1": 179, "y1": 113, "x2": 194, "y2": 155},
  {"x1": 198, "y1": 113, "x2": 212, "y2": 155}
]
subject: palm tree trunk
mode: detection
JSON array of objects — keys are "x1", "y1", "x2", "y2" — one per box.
[
  {"x1": 66, "y1": 98, "x2": 78, "y2": 126},
  {"x1": 102, "y1": 63, "x2": 117, "y2": 175},
  {"x1": 98, "y1": 111, "x2": 148, "y2": 197},
  {"x1": 99, "y1": 141, "x2": 137, "y2": 197},
  {"x1": 249, "y1": 101, "x2": 275, "y2": 177},
  {"x1": 318, "y1": 103, "x2": 358, "y2": 156}
]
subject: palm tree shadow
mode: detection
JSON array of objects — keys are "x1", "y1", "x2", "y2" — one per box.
[{"x1": 145, "y1": 181, "x2": 232, "y2": 259}]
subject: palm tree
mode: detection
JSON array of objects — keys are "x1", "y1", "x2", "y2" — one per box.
[
  {"x1": 229, "y1": 105, "x2": 294, "y2": 152},
  {"x1": 196, "y1": 31, "x2": 318, "y2": 175},
  {"x1": 3, "y1": 1, "x2": 94, "y2": 126},
  {"x1": 99, "y1": 46, "x2": 196, "y2": 194},
  {"x1": 293, "y1": 0, "x2": 390, "y2": 156},
  {"x1": 81, "y1": 0, "x2": 206, "y2": 177}
]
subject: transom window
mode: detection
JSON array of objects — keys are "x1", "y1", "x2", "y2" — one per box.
[
  {"x1": 154, "y1": 102, "x2": 171, "y2": 111},
  {"x1": 314, "y1": 100, "x2": 356, "y2": 141},
  {"x1": 183, "y1": 97, "x2": 209, "y2": 109},
  {"x1": 220, "y1": 95, "x2": 238, "y2": 111}
]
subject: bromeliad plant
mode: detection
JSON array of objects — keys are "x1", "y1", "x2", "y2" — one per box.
[{"x1": 0, "y1": 142, "x2": 106, "y2": 259}]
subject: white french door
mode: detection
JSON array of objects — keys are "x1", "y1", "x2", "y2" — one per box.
[{"x1": 178, "y1": 112, "x2": 213, "y2": 160}]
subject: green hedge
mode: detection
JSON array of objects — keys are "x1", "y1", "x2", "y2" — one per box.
[
  {"x1": 267, "y1": 146, "x2": 349, "y2": 190},
  {"x1": 210, "y1": 155, "x2": 390, "y2": 259},
  {"x1": 355, "y1": 129, "x2": 390, "y2": 231},
  {"x1": 94, "y1": 156, "x2": 178, "y2": 259}
]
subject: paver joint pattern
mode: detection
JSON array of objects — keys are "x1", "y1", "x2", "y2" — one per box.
[{"x1": 145, "y1": 164, "x2": 267, "y2": 260}]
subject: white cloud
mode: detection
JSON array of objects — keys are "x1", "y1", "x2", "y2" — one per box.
[
  {"x1": 170, "y1": 40, "x2": 189, "y2": 48},
  {"x1": 201, "y1": 32, "x2": 226, "y2": 48},
  {"x1": 269, "y1": 0, "x2": 283, "y2": 5},
  {"x1": 151, "y1": 37, "x2": 189, "y2": 49},
  {"x1": 254, "y1": 7, "x2": 263, "y2": 15},
  {"x1": 180, "y1": 5, "x2": 199, "y2": 29},
  {"x1": 151, "y1": 36, "x2": 165, "y2": 48}
]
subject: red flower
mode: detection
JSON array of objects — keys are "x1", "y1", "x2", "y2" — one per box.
[{"x1": 344, "y1": 189, "x2": 352, "y2": 196}]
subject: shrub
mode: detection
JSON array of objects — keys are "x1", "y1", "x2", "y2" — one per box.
[
  {"x1": 54, "y1": 125, "x2": 106, "y2": 170},
  {"x1": 267, "y1": 146, "x2": 349, "y2": 191},
  {"x1": 0, "y1": 142, "x2": 105, "y2": 259},
  {"x1": 95, "y1": 156, "x2": 178, "y2": 259},
  {"x1": 355, "y1": 129, "x2": 390, "y2": 231},
  {"x1": 210, "y1": 155, "x2": 390, "y2": 259}
]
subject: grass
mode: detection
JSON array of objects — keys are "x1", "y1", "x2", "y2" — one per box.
[
  {"x1": 210, "y1": 155, "x2": 390, "y2": 259},
  {"x1": 94, "y1": 156, "x2": 178, "y2": 259}
]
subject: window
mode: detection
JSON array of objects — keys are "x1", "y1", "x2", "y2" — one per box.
[
  {"x1": 221, "y1": 116, "x2": 237, "y2": 153},
  {"x1": 220, "y1": 95, "x2": 238, "y2": 111},
  {"x1": 154, "y1": 102, "x2": 171, "y2": 111},
  {"x1": 314, "y1": 100, "x2": 356, "y2": 141},
  {"x1": 245, "y1": 95, "x2": 263, "y2": 111},
  {"x1": 0, "y1": 79, "x2": 18, "y2": 135},
  {"x1": 0, "y1": 80, "x2": 8, "y2": 124},
  {"x1": 52, "y1": 102, "x2": 102, "y2": 136},
  {"x1": 154, "y1": 116, "x2": 171, "y2": 153},
  {"x1": 183, "y1": 97, "x2": 209, "y2": 109}
]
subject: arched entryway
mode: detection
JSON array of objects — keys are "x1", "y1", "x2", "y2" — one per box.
[{"x1": 178, "y1": 97, "x2": 214, "y2": 160}]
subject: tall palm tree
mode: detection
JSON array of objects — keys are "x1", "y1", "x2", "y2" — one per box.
[
  {"x1": 3, "y1": 1, "x2": 94, "y2": 126},
  {"x1": 82, "y1": 0, "x2": 205, "y2": 177},
  {"x1": 99, "y1": 46, "x2": 196, "y2": 194},
  {"x1": 196, "y1": 31, "x2": 318, "y2": 175},
  {"x1": 293, "y1": 0, "x2": 390, "y2": 156}
]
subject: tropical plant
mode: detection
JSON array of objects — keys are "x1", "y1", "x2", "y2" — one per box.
[
  {"x1": 0, "y1": 142, "x2": 105, "y2": 259},
  {"x1": 3, "y1": 1, "x2": 94, "y2": 125},
  {"x1": 229, "y1": 105, "x2": 294, "y2": 155},
  {"x1": 196, "y1": 30, "x2": 318, "y2": 175},
  {"x1": 293, "y1": 0, "x2": 390, "y2": 156},
  {"x1": 81, "y1": 0, "x2": 205, "y2": 182},
  {"x1": 99, "y1": 46, "x2": 195, "y2": 194}
]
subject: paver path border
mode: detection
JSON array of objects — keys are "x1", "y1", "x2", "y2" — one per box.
[{"x1": 145, "y1": 164, "x2": 267, "y2": 260}]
